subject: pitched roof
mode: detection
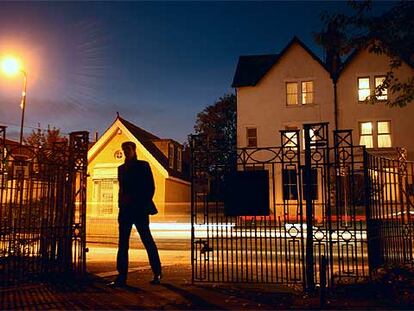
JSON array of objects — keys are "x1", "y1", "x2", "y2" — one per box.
[
  {"x1": 338, "y1": 45, "x2": 414, "y2": 78},
  {"x1": 232, "y1": 36, "x2": 330, "y2": 87},
  {"x1": 232, "y1": 54, "x2": 280, "y2": 87},
  {"x1": 117, "y1": 117, "x2": 188, "y2": 181}
]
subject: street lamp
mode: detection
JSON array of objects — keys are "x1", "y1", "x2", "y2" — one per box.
[{"x1": 1, "y1": 56, "x2": 27, "y2": 145}]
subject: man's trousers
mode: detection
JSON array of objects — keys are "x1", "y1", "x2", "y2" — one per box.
[{"x1": 116, "y1": 213, "x2": 161, "y2": 280}]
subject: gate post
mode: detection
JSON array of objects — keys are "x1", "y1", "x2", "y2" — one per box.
[
  {"x1": 66, "y1": 131, "x2": 89, "y2": 274},
  {"x1": 303, "y1": 124, "x2": 315, "y2": 291}
]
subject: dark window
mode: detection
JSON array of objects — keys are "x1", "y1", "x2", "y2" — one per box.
[
  {"x1": 246, "y1": 128, "x2": 257, "y2": 147},
  {"x1": 224, "y1": 170, "x2": 269, "y2": 216}
]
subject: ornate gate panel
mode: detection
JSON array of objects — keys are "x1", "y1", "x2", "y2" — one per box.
[
  {"x1": 191, "y1": 122, "x2": 374, "y2": 289},
  {"x1": 366, "y1": 149, "x2": 414, "y2": 270},
  {"x1": 303, "y1": 125, "x2": 369, "y2": 288},
  {"x1": 0, "y1": 127, "x2": 88, "y2": 285},
  {"x1": 191, "y1": 130, "x2": 306, "y2": 285}
]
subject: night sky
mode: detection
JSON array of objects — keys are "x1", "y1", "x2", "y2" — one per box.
[{"x1": 0, "y1": 1, "x2": 392, "y2": 143}]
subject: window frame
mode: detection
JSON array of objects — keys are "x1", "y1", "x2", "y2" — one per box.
[
  {"x1": 286, "y1": 82, "x2": 299, "y2": 106},
  {"x1": 357, "y1": 76, "x2": 371, "y2": 102},
  {"x1": 376, "y1": 120, "x2": 392, "y2": 148},
  {"x1": 374, "y1": 75, "x2": 388, "y2": 101},
  {"x1": 359, "y1": 121, "x2": 374, "y2": 148},
  {"x1": 93, "y1": 179, "x2": 117, "y2": 216},
  {"x1": 246, "y1": 127, "x2": 258, "y2": 147},
  {"x1": 301, "y1": 81, "x2": 314, "y2": 105},
  {"x1": 282, "y1": 168, "x2": 298, "y2": 200}
]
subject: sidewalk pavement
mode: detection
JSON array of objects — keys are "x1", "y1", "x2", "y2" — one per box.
[
  {"x1": 1, "y1": 262, "x2": 406, "y2": 310},
  {"x1": 1, "y1": 244, "x2": 411, "y2": 310}
]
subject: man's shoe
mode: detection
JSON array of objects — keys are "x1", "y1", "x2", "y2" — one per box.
[
  {"x1": 149, "y1": 274, "x2": 161, "y2": 285},
  {"x1": 107, "y1": 277, "x2": 126, "y2": 288}
]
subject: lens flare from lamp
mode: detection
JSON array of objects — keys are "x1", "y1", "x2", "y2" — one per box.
[{"x1": 1, "y1": 57, "x2": 21, "y2": 76}]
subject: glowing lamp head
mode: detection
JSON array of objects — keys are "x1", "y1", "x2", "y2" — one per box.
[{"x1": 1, "y1": 57, "x2": 21, "y2": 76}]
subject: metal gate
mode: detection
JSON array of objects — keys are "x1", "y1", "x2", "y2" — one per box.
[
  {"x1": 0, "y1": 126, "x2": 88, "y2": 285},
  {"x1": 366, "y1": 148, "x2": 414, "y2": 270},
  {"x1": 191, "y1": 123, "x2": 371, "y2": 289}
]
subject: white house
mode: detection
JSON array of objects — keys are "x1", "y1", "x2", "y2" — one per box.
[{"x1": 233, "y1": 36, "x2": 414, "y2": 158}]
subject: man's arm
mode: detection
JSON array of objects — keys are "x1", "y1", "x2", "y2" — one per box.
[{"x1": 145, "y1": 162, "x2": 155, "y2": 200}]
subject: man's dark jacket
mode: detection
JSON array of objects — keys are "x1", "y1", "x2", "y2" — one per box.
[{"x1": 118, "y1": 159, "x2": 158, "y2": 216}]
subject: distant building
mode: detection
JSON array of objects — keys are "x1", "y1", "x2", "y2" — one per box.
[{"x1": 87, "y1": 116, "x2": 190, "y2": 240}]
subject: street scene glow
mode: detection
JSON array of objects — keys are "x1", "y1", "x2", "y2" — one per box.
[{"x1": 0, "y1": 1, "x2": 413, "y2": 309}]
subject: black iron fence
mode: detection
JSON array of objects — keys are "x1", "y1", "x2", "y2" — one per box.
[
  {"x1": 367, "y1": 149, "x2": 414, "y2": 270},
  {"x1": 0, "y1": 126, "x2": 88, "y2": 285},
  {"x1": 191, "y1": 122, "x2": 413, "y2": 290}
]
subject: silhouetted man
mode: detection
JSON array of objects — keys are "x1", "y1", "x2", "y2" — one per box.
[{"x1": 111, "y1": 141, "x2": 162, "y2": 286}]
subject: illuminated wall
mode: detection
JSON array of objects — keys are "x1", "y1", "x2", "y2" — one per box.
[
  {"x1": 337, "y1": 48, "x2": 414, "y2": 159},
  {"x1": 235, "y1": 40, "x2": 334, "y2": 209},
  {"x1": 86, "y1": 119, "x2": 190, "y2": 241}
]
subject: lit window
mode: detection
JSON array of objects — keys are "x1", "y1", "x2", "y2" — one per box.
[
  {"x1": 168, "y1": 143, "x2": 174, "y2": 169},
  {"x1": 359, "y1": 122, "x2": 373, "y2": 148},
  {"x1": 177, "y1": 147, "x2": 182, "y2": 172},
  {"x1": 94, "y1": 179, "x2": 116, "y2": 215},
  {"x1": 282, "y1": 168, "x2": 298, "y2": 200},
  {"x1": 375, "y1": 76, "x2": 388, "y2": 101},
  {"x1": 358, "y1": 77, "x2": 370, "y2": 101},
  {"x1": 301, "y1": 81, "x2": 314, "y2": 104},
  {"x1": 286, "y1": 82, "x2": 298, "y2": 106},
  {"x1": 246, "y1": 128, "x2": 257, "y2": 147},
  {"x1": 377, "y1": 121, "x2": 391, "y2": 148}
]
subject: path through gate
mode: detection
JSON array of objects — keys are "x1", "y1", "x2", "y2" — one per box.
[
  {"x1": 191, "y1": 123, "x2": 374, "y2": 289},
  {"x1": 0, "y1": 126, "x2": 88, "y2": 285}
]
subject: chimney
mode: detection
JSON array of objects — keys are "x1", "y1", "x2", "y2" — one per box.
[{"x1": 94, "y1": 131, "x2": 99, "y2": 142}]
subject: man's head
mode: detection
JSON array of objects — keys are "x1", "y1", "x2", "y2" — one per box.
[{"x1": 121, "y1": 141, "x2": 137, "y2": 161}]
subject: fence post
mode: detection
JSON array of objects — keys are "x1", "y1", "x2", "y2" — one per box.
[
  {"x1": 363, "y1": 147, "x2": 377, "y2": 276},
  {"x1": 319, "y1": 255, "x2": 327, "y2": 308},
  {"x1": 303, "y1": 124, "x2": 315, "y2": 291}
]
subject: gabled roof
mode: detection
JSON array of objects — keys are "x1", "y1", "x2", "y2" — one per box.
[
  {"x1": 232, "y1": 54, "x2": 280, "y2": 87},
  {"x1": 89, "y1": 116, "x2": 188, "y2": 181},
  {"x1": 232, "y1": 36, "x2": 330, "y2": 87},
  {"x1": 338, "y1": 45, "x2": 414, "y2": 77}
]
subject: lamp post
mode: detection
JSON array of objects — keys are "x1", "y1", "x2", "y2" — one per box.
[
  {"x1": 19, "y1": 70, "x2": 27, "y2": 146},
  {"x1": 1, "y1": 57, "x2": 27, "y2": 145}
]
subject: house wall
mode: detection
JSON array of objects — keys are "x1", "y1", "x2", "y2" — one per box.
[
  {"x1": 337, "y1": 49, "x2": 414, "y2": 159},
  {"x1": 164, "y1": 178, "x2": 191, "y2": 222},
  {"x1": 153, "y1": 140, "x2": 171, "y2": 158},
  {"x1": 236, "y1": 42, "x2": 335, "y2": 149},
  {"x1": 236, "y1": 42, "x2": 334, "y2": 213},
  {"x1": 87, "y1": 127, "x2": 166, "y2": 218},
  {"x1": 86, "y1": 126, "x2": 167, "y2": 242}
]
